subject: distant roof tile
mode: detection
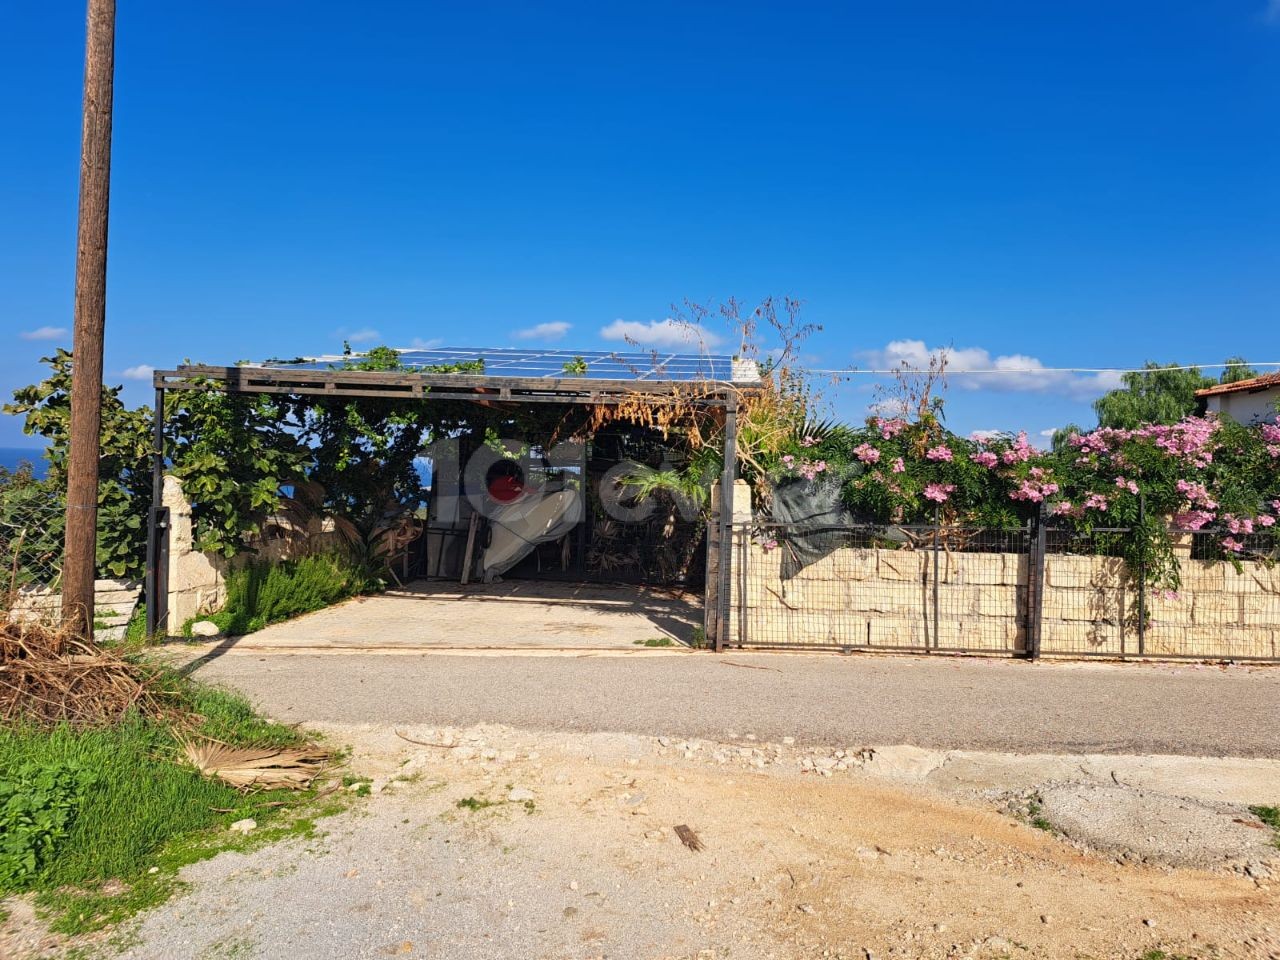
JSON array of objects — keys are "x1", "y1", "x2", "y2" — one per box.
[{"x1": 1195, "y1": 371, "x2": 1280, "y2": 398}]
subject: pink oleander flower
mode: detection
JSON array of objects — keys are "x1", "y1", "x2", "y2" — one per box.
[
  {"x1": 853, "y1": 443, "x2": 881, "y2": 464},
  {"x1": 890, "y1": 457, "x2": 905, "y2": 474},
  {"x1": 925, "y1": 444, "x2": 953, "y2": 462},
  {"x1": 1001, "y1": 431, "x2": 1034, "y2": 464},
  {"x1": 760, "y1": 538, "x2": 778, "y2": 552},
  {"x1": 1175, "y1": 479, "x2": 1218, "y2": 510},
  {"x1": 1224, "y1": 515, "x2": 1255, "y2": 535},
  {"x1": 1173, "y1": 510, "x2": 1215, "y2": 531},
  {"x1": 1159, "y1": 590, "x2": 1180, "y2": 602},
  {"x1": 923, "y1": 482, "x2": 955, "y2": 503},
  {"x1": 1273, "y1": 500, "x2": 1280, "y2": 513},
  {"x1": 796, "y1": 459, "x2": 828, "y2": 481},
  {"x1": 970, "y1": 450, "x2": 999, "y2": 468},
  {"x1": 800, "y1": 435, "x2": 820, "y2": 448},
  {"x1": 1083, "y1": 493, "x2": 1110, "y2": 511},
  {"x1": 1258, "y1": 514, "x2": 1275, "y2": 528},
  {"x1": 872, "y1": 417, "x2": 908, "y2": 440},
  {"x1": 1221, "y1": 536, "x2": 1245, "y2": 553},
  {"x1": 1009, "y1": 477, "x2": 1060, "y2": 503},
  {"x1": 1113, "y1": 476, "x2": 1139, "y2": 494}
]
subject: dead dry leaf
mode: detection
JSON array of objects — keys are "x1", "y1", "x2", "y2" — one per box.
[
  {"x1": 181, "y1": 738, "x2": 329, "y2": 790},
  {"x1": 674, "y1": 823, "x2": 704, "y2": 851}
]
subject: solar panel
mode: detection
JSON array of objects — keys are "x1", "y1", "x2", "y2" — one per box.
[{"x1": 254, "y1": 346, "x2": 759, "y2": 383}]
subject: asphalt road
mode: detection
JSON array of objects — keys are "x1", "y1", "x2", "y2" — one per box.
[{"x1": 182, "y1": 648, "x2": 1280, "y2": 758}]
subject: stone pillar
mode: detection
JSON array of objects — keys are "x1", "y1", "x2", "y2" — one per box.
[
  {"x1": 704, "y1": 479, "x2": 753, "y2": 645},
  {"x1": 163, "y1": 476, "x2": 228, "y2": 628}
]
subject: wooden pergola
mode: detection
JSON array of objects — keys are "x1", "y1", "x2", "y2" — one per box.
[{"x1": 146, "y1": 348, "x2": 760, "y2": 650}]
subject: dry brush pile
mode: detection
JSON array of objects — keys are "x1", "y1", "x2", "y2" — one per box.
[
  {"x1": 0, "y1": 614, "x2": 160, "y2": 728},
  {"x1": 1, "y1": 602, "x2": 329, "y2": 791}
]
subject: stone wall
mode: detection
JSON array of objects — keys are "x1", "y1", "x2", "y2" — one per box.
[
  {"x1": 723, "y1": 534, "x2": 1280, "y2": 660},
  {"x1": 736, "y1": 540, "x2": 1026, "y2": 652},
  {"x1": 1044, "y1": 553, "x2": 1280, "y2": 659},
  {"x1": 10, "y1": 578, "x2": 142, "y2": 643}
]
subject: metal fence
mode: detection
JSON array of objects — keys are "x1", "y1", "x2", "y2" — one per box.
[
  {"x1": 1, "y1": 492, "x2": 65, "y2": 601},
  {"x1": 731, "y1": 518, "x2": 1033, "y2": 655},
  {"x1": 727, "y1": 516, "x2": 1280, "y2": 662}
]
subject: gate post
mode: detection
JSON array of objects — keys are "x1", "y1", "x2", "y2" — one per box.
[
  {"x1": 1025, "y1": 504, "x2": 1048, "y2": 659},
  {"x1": 144, "y1": 384, "x2": 169, "y2": 638},
  {"x1": 1136, "y1": 491, "x2": 1146, "y2": 658},
  {"x1": 930, "y1": 505, "x2": 941, "y2": 651},
  {"x1": 715, "y1": 400, "x2": 738, "y2": 652}
]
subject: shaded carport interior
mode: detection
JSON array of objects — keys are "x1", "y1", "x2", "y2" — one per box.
[{"x1": 147, "y1": 347, "x2": 758, "y2": 650}]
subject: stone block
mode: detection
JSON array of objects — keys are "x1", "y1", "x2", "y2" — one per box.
[
  {"x1": 832, "y1": 548, "x2": 878, "y2": 582},
  {"x1": 947, "y1": 553, "x2": 1007, "y2": 586},
  {"x1": 934, "y1": 618, "x2": 1022, "y2": 653},
  {"x1": 1040, "y1": 620, "x2": 1127, "y2": 656},
  {"x1": 1046, "y1": 554, "x2": 1128, "y2": 589},
  {"x1": 1241, "y1": 594, "x2": 1280, "y2": 629},
  {"x1": 1179, "y1": 560, "x2": 1224, "y2": 592},
  {"x1": 1043, "y1": 586, "x2": 1125, "y2": 624},
  {"x1": 1192, "y1": 593, "x2": 1241, "y2": 627},
  {"x1": 848, "y1": 580, "x2": 927, "y2": 616},
  {"x1": 745, "y1": 609, "x2": 862, "y2": 647},
  {"x1": 1144, "y1": 627, "x2": 1275, "y2": 660},
  {"x1": 877, "y1": 551, "x2": 926, "y2": 581},
  {"x1": 867, "y1": 616, "x2": 925, "y2": 649},
  {"x1": 1146, "y1": 591, "x2": 1191, "y2": 627},
  {"x1": 1222, "y1": 562, "x2": 1280, "y2": 595}
]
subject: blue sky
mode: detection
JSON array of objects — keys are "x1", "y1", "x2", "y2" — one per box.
[{"x1": 2, "y1": 1, "x2": 1278, "y2": 447}]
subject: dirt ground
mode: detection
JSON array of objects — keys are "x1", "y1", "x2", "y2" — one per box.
[{"x1": 11, "y1": 723, "x2": 1275, "y2": 960}]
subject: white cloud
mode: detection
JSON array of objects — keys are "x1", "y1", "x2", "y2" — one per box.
[
  {"x1": 407, "y1": 337, "x2": 442, "y2": 350},
  {"x1": 339, "y1": 327, "x2": 380, "y2": 344},
  {"x1": 20, "y1": 326, "x2": 68, "y2": 341},
  {"x1": 600, "y1": 318, "x2": 723, "y2": 349},
  {"x1": 1039, "y1": 428, "x2": 1058, "y2": 439},
  {"x1": 122, "y1": 364, "x2": 154, "y2": 381},
  {"x1": 513, "y1": 321, "x2": 571, "y2": 341},
  {"x1": 857, "y1": 339, "x2": 1120, "y2": 401}
]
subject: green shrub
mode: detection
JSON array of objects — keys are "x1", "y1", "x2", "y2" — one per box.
[
  {"x1": 185, "y1": 552, "x2": 380, "y2": 637},
  {"x1": 0, "y1": 760, "x2": 96, "y2": 888}
]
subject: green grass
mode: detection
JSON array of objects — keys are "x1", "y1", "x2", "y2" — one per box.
[
  {"x1": 181, "y1": 552, "x2": 380, "y2": 638},
  {"x1": 455, "y1": 796, "x2": 496, "y2": 812},
  {"x1": 632, "y1": 636, "x2": 675, "y2": 647},
  {"x1": 1024, "y1": 797, "x2": 1054, "y2": 832},
  {"x1": 0, "y1": 677, "x2": 342, "y2": 935},
  {"x1": 1249, "y1": 805, "x2": 1280, "y2": 847},
  {"x1": 123, "y1": 604, "x2": 148, "y2": 645}
]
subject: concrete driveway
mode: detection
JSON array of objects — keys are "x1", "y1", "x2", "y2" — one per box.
[
  {"x1": 213, "y1": 580, "x2": 702, "y2": 651},
  {"x1": 179, "y1": 646, "x2": 1280, "y2": 758}
]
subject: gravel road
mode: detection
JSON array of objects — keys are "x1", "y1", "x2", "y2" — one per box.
[
  {"x1": 105, "y1": 724, "x2": 1279, "y2": 960},
  {"x1": 182, "y1": 648, "x2": 1280, "y2": 758}
]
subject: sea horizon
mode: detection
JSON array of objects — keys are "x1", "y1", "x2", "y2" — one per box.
[{"x1": 1, "y1": 445, "x2": 50, "y2": 477}]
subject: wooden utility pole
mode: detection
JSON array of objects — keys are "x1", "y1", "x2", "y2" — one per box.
[{"x1": 62, "y1": 0, "x2": 117, "y2": 639}]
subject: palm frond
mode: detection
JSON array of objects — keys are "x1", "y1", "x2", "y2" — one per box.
[{"x1": 180, "y1": 738, "x2": 330, "y2": 791}]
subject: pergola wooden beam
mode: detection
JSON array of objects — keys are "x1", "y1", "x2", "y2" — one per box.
[{"x1": 154, "y1": 364, "x2": 745, "y2": 406}]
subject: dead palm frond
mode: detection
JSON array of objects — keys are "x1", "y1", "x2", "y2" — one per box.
[{"x1": 180, "y1": 738, "x2": 330, "y2": 791}]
